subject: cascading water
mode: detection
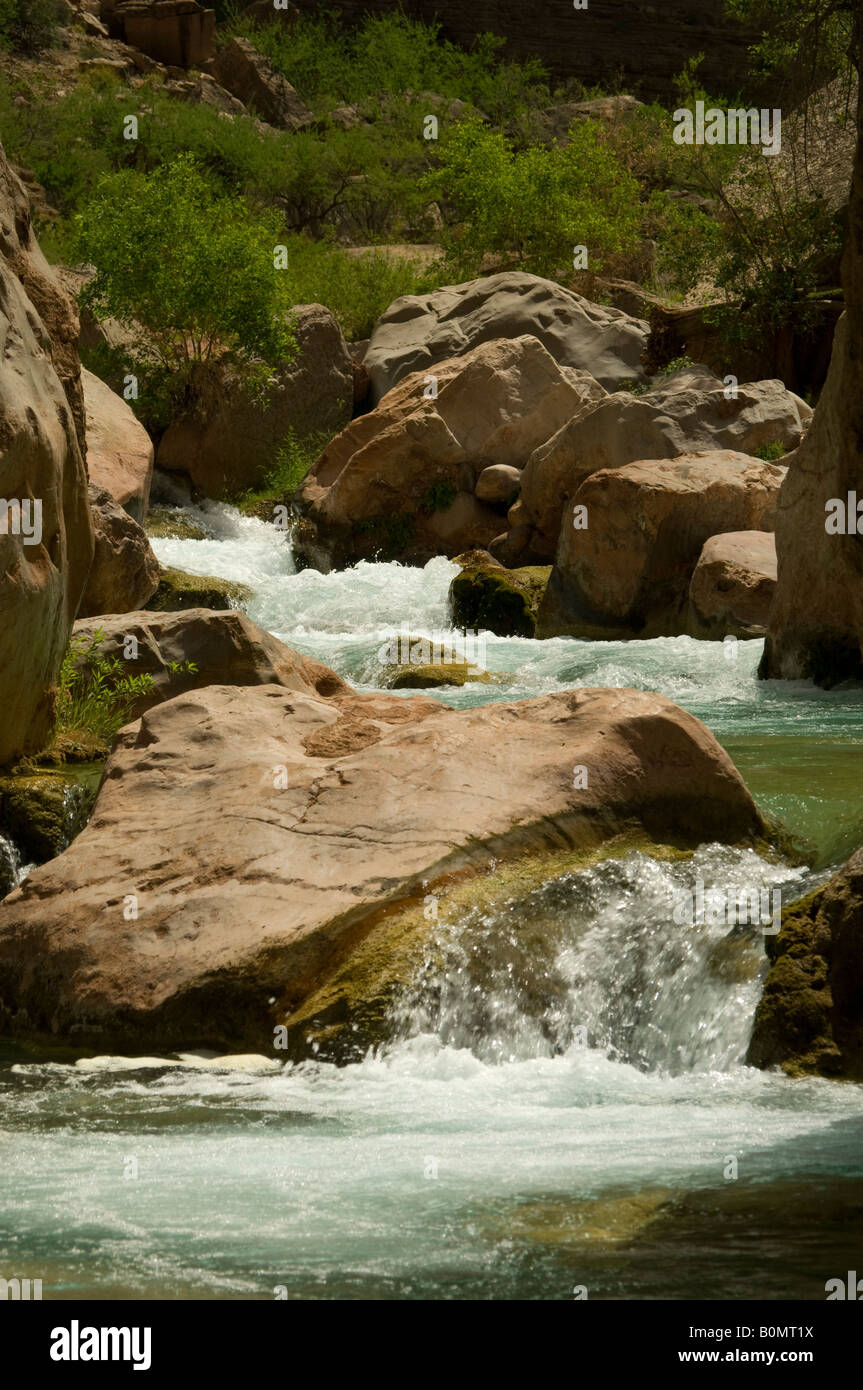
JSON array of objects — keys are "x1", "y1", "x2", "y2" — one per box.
[{"x1": 2, "y1": 504, "x2": 862, "y2": 1300}]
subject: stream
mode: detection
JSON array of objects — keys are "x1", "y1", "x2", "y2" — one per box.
[{"x1": 2, "y1": 501, "x2": 863, "y2": 1300}]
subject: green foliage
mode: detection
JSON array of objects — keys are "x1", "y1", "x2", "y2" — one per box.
[
  {"x1": 0, "y1": 0, "x2": 60, "y2": 53},
  {"x1": 658, "y1": 354, "x2": 696, "y2": 377},
  {"x1": 283, "y1": 237, "x2": 437, "y2": 340},
  {"x1": 237, "y1": 426, "x2": 333, "y2": 509},
  {"x1": 55, "y1": 630, "x2": 158, "y2": 744},
  {"x1": 430, "y1": 116, "x2": 641, "y2": 279},
  {"x1": 229, "y1": 10, "x2": 550, "y2": 122},
  {"x1": 73, "y1": 156, "x2": 295, "y2": 375},
  {"x1": 725, "y1": 0, "x2": 854, "y2": 87},
  {"x1": 420, "y1": 481, "x2": 457, "y2": 514},
  {"x1": 752, "y1": 440, "x2": 789, "y2": 460}
]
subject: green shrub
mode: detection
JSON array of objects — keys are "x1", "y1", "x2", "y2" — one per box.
[
  {"x1": 752, "y1": 440, "x2": 788, "y2": 461},
  {"x1": 237, "y1": 427, "x2": 333, "y2": 509},
  {"x1": 55, "y1": 630, "x2": 159, "y2": 744},
  {"x1": 283, "y1": 237, "x2": 437, "y2": 340},
  {"x1": 0, "y1": 0, "x2": 61, "y2": 53},
  {"x1": 73, "y1": 155, "x2": 295, "y2": 375},
  {"x1": 229, "y1": 10, "x2": 549, "y2": 121},
  {"x1": 430, "y1": 116, "x2": 641, "y2": 279}
]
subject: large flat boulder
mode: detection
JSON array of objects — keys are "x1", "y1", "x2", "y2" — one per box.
[
  {"x1": 537, "y1": 452, "x2": 785, "y2": 639},
  {"x1": 83, "y1": 367, "x2": 154, "y2": 523},
  {"x1": 0, "y1": 143, "x2": 94, "y2": 765},
  {"x1": 157, "y1": 304, "x2": 353, "y2": 499},
  {"x1": 79, "y1": 484, "x2": 160, "y2": 617},
  {"x1": 364, "y1": 271, "x2": 647, "y2": 402},
  {"x1": 760, "y1": 315, "x2": 863, "y2": 685},
  {"x1": 294, "y1": 334, "x2": 604, "y2": 568},
  {"x1": 72, "y1": 608, "x2": 351, "y2": 714},
  {"x1": 688, "y1": 530, "x2": 777, "y2": 639},
  {"x1": 748, "y1": 847, "x2": 863, "y2": 1079},
  {"x1": 520, "y1": 379, "x2": 811, "y2": 559},
  {"x1": 0, "y1": 681, "x2": 765, "y2": 1055}
]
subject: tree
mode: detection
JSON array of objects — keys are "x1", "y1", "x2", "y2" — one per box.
[{"x1": 74, "y1": 155, "x2": 295, "y2": 377}]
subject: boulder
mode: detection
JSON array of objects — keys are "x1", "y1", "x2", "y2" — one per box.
[
  {"x1": 475, "y1": 463, "x2": 522, "y2": 505},
  {"x1": 211, "y1": 36, "x2": 313, "y2": 131},
  {"x1": 537, "y1": 452, "x2": 785, "y2": 640},
  {"x1": 72, "y1": 608, "x2": 350, "y2": 714},
  {"x1": 80, "y1": 484, "x2": 160, "y2": 617},
  {"x1": 520, "y1": 379, "x2": 810, "y2": 558},
  {"x1": 0, "y1": 682, "x2": 765, "y2": 1055},
  {"x1": 748, "y1": 848, "x2": 863, "y2": 1079},
  {"x1": 0, "y1": 144, "x2": 94, "y2": 765},
  {"x1": 294, "y1": 335, "x2": 603, "y2": 567},
  {"x1": 157, "y1": 304, "x2": 354, "y2": 498},
  {"x1": 688, "y1": 530, "x2": 777, "y2": 639},
  {"x1": 449, "y1": 553, "x2": 551, "y2": 639},
  {"x1": 82, "y1": 368, "x2": 154, "y2": 523},
  {"x1": 760, "y1": 316, "x2": 863, "y2": 685},
  {"x1": 363, "y1": 271, "x2": 647, "y2": 402},
  {"x1": 145, "y1": 566, "x2": 251, "y2": 612}
]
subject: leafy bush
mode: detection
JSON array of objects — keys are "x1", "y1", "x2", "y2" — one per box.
[
  {"x1": 73, "y1": 156, "x2": 295, "y2": 375},
  {"x1": 229, "y1": 11, "x2": 550, "y2": 122},
  {"x1": 283, "y1": 237, "x2": 437, "y2": 340},
  {"x1": 237, "y1": 427, "x2": 334, "y2": 510},
  {"x1": 55, "y1": 630, "x2": 158, "y2": 744},
  {"x1": 430, "y1": 116, "x2": 641, "y2": 279},
  {"x1": 0, "y1": 0, "x2": 60, "y2": 53}
]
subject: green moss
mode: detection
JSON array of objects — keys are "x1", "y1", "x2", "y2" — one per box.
[
  {"x1": 0, "y1": 767, "x2": 101, "y2": 866},
  {"x1": 144, "y1": 509, "x2": 209, "y2": 542},
  {"x1": 146, "y1": 567, "x2": 252, "y2": 612},
  {"x1": 450, "y1": 563, "x2": 551, "y2": 638},
  {"x1": 386, "y1": 663, "x2": 493, "y2": 690}
]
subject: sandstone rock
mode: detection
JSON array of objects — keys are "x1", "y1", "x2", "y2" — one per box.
[
  {"x1": 72, "y1": 608, "x2": 350, "y2": 714},
  {"x1": 449, "y1": 556, "x2": 551, "y2": 639},
  {"x1": 748, "y1": 848, "x2": 863, "y2": 1079},
  {"x1": 760, "y1": 316, "x2": 863, "y2": 685},
  {"x1": 294, "y1": 335, "x2": 602, "y2": 566},
  {"x1": 0, "y1": 682, "x2": 765, "y2": 1054},
  {"x1": 111, "y1": 0, "x2": 215, "y2": 69},
  {"x1": 157, "y1": 304, "x2": 353, "y2": 498},
  {"x1": 0, "y1": 144, "x2": 94, "y2": 765},
  {"x1": 211, "y1": 36, "x2": 313, "y2": 131},
  {"x1": 145, "y1": 566, "x2": 251, "y2": 612},
  {"x1": 537, "y1": 452, "x2": 785, "y2": 640},
  {"x1": 80, "y1": 484, "x2": 160, "y2": 617},
  {"x1": 164, "y1": 72, "x2": 247, "y2": 116},
  {"x1": 364, "y1": 271, "x2": 647, "y2": 402},
  {"x1": 83, "y1": 368, "x2": 154, "y2": 523},
  {"x1": 521, "y1": 379, "x2": 810, "y2": 559},
  {"x1": 475, "y1": 463, "x2": 522, "y2": 504},
  {"x1": 688, "y1": 530, "x2": 777, "y2": 639}
]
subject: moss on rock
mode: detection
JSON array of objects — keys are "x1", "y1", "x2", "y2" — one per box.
[
  {"x1": 450, "y1": 557, "x2": 551, "y2": 638},
  {"x1": 0, "y1": 768, "x2": 101, "y2": 865},
  {"x1": 144, "y1": 509, "x2": 210, "y2": 542},
  {"x1": 386, "y1": 663, "x2": 494, "y2": 690},
  {"x1": 146, "y1": 567, "x2": 253, "y2": 612}
]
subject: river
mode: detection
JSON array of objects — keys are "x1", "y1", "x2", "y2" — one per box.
[{"x1": 2, "y1": 501, "x2": 863, "y2": 1300}]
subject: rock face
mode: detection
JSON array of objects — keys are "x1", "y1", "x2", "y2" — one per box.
[
  {"x1": 294, "y1": 335, "x2": 603, "y2": 567},
  {"x1": 79, "y1": 485, "x2": 160, "y2": 617},
  {"x1": 760, "y1": 316, "x2": 863, "y2": 685},
  {"x1": 688, "y1": 531, "x2": 777, "y2": 639},
  {"x1": 157, "y1": 304, "x2": 353, "y2": 498},
  {"x1": 105, "y1": 1, "x2": 216, "y2": 68},
  {"x1": 0, "y1": 143, "x2": 94, "y2": 765},
  {"x1": 82, "y1": 368, "x2": 154, "y2": 524},
  {"x1": 520, "y1": 380, "x2": 810, "y2": 559},
  {"x1": 748, "y1": 848, "x2": 863, "y2": 1079},
  {"x1": 537, "y1": 452, "x2": 785, "y2": 640},
  {"x1": 363, "y1": 271, "x2": 647, "y2": 402},
  {"x1": 0, "y1": 681, "x2": 765, "y2": 1054},
  {"x1": 211, "y1": 36, "x2": 313, "y2": 130},
  {"x1": 73, "y1": 608, "x2": 350, "y2": 714}
]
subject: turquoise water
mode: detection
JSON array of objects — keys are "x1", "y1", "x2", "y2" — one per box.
[{"x1": 1, "y1": 504, "x2": 862, "y2": 1301}]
